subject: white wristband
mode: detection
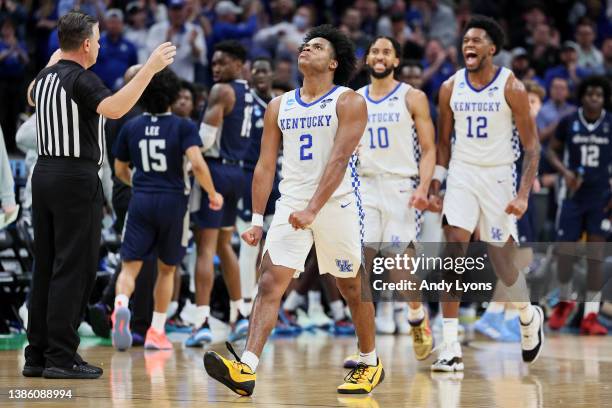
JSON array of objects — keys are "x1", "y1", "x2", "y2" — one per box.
[
  {"x1": 251, "y1": 213, "x2": 264, "y2": 227},
  {"x1": 433, "y1": 165, "x2": 448, "y2": 183}
]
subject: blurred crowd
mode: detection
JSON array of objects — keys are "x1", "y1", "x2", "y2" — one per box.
[{"x1": 0, "y1": 0, "x2": 610, "y2": 153}]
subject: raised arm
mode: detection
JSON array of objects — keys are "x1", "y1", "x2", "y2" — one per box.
[
  {"x1": 241, "y1": 96, "x2": 282, "y2": 246},
  {"x1": 199, "y1": 83, "x2": 234, "y2": 151},
  {"x1": 97, "y1": 42, "x2": 176, "y2": 119},
  {"x1": 289, "y1": 91, "x2": 367, "y2": 229},
  {"x1": 407, "y1": 88, "x2": 436, "y2": 211},
  {"x1": 505, "y1": 74, "x2": 541, "y2": 218}
]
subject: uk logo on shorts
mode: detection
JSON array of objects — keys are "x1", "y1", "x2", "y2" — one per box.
[
  {"x1": 336, "y1": 259, "x2": 353, "y2": 273},
  {"x1": 491, "y1": 227, "x2": 503, "y2": 241}
]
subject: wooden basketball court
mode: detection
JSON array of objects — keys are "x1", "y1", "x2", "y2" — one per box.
[{"x1": 1, "y1": 332, "x2": 610, "y2": 407}]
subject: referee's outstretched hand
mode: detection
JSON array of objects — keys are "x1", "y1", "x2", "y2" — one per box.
[{"x1": 146, "y1": 42, "x2": 177, "y2": 73}]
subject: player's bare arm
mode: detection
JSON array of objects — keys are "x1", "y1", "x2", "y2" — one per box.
[
  {"x1": 429, "y1": 76, "x2": 454, "y2": 212},
  {"x1": 289, "y1": 91, "x2": 367, "y2": 230},
  {"x1": 546, "y1": 129, "x2": 582, "y2": 192},
  {"x1": 203, "y1": 83, "x2": 236, "y2": 126},
  {"x1": 185, "y1": 146, "x2": 223, "y2": 210},
  {"x1": 505, "y1": 74, "x2": 541, "y2": 218},
  {"x1": 242, "y1": 96, "x2": 282, "y2": 246},
  {"x1": 114, "y1": 159, "x2": 132, "y2": 187},
  {"x1": 407, "y1": 87, "x2": 436, "y2": 211}
]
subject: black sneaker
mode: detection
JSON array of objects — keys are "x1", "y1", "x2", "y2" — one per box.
[
  {"x1": 22, "y1": 364, "x2": 44, "y2": 377},
  {"x1": 43, "y1": 363, "x2": 103, "y2": 379},
  {"x1": 88, "y1": 302, "x2": 111, "y2": 338},
  {"x1": 74, "y1": 355, "x2": 104, "y2": 376}
]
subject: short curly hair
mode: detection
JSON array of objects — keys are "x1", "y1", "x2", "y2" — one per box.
[
  {"x1": 301, "y1": 24, "x2": 357, "y2": 86},
  {"x1": 577, "y1": 75, "x2": 611, "y2": 109},
  {"x1": 464, "y1": 15, "x2": 505, "y2": 55},
  {"x1": 141, "y1": 68, "x2": 181, "y2": 114},
  {"x1": 214, "y1": 40, "x2": 247, "y2": 62}
]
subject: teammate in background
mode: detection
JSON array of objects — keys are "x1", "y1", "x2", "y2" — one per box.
[
  {"x1": 546, "y1": 75, "x2": 611, "y2": 335},
  {"x1": 111, "y1": 68, "x2": 223, "y2": 351},
  {"x1": 187, "y1": 40, "x2": 252, "y2": 346},
  {"x1": 204, "y1": 25, "x2": 384, "y2": 396},
  {"x1": 429, "y1": 16, "x2": 543, "y2": 371},
  {"x1": 236, "y1": 57, "x2": 280, "y2": 314},
  {"x1": 357, "y1": 37, "x2": 435, "y2": 357}
]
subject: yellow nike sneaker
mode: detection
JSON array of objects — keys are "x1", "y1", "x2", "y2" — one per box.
[
  {"x1": 204, "y1": 342, "x2": 256, "y2": 396},
  {"x1": 411, "y1": 311, "x2": 434, "y2": 361},
  {"x1": 343, "y1": 353, "x2": 359, "y2": 368},
  {"x1": 337, "y1": 359, "x2": 384, "y2": 394}
]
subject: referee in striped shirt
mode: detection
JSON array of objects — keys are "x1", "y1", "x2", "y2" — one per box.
[{"x1": 23, "y1": 11, "x2": 176, "y2": 379}]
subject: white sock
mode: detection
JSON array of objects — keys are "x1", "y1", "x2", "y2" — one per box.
[
  {"x1": 196, "y1": 305, "x2": 210, "y2": 327},
  {"x1": 504, "y1": 308, "x2": 519, "y2": 320},
  {"x1": 559, "y1": 282, "x2": 572, "y2": 300},
  {"x1": 516, "y1": 303, "x2": 534, "y2": 324},
  {"x1": 407, "y1": 305, "x2": 425, "y2": 323},
  {"x1": 443, "y1": 318, "x2": 458, "y2": 344},
  {"x1": 166, "y1": 301, "x2": 179, "y2": 318},
  {"x1": 151, "y1": 311, "x2": 166, "y2": 333},
  {"x1": 584, "y1": 291, "x2": 601, "y2": 316},
  {"x1": 284, "y1": 291, "x2": 305, "y2": 312},
  {"x1": 330, "y1": 300, "x2": 345, "y2": 321},
  {"x1": 241, "y1": 350, "x2": 259, "y2": 372},
  {"x1": 230, "y1": 299, "x2": 243, "y2": 323},
  {"x1": 115, "y1": 294, "x2": 129, "y2": 309},
  {"x1": 308, "y1": 290, "x2": 322, "y2": 306},
  {"x1": 241, "y1": 299, "x2": 253, "y2": 317},
  {"x1": 358, "y1": 349, "x2": 377, "y2": 366},
  {"x1": 487, "y1": 302, "x2": 505, "y2": 314}
]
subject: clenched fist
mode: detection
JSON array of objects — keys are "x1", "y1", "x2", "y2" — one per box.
[{"x1": 242, "y1": 226, "x2": 263, "y2": 246}]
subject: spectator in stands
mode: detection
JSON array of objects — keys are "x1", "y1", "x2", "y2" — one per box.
[
  {"x1": 124, "y1": 1, "x2": 149, "y2": 64},
  {"x1": 354, "y1": 0, "x2": 379, "y2": 36},
  {"x1": 511, "y1": 47, "x2": 540, "y2": 83},
  {"x1": 339, "y1": 7, "x2": 371, "y2": 60},
  {"x1": 147, "y1": 0, "x2": 206, "y2": 82},
  {"x1": 575, "y1": 19, "x2": 604, "y2": 72},
  {"x1": 603, "y1": 37, "x2": 612, "y2": 79},
  {"x1": 210, "y1": 1, "x2": 259, "y2": 53},
  {"x1": 32, "y1": 0, "x2": 58, "y2": 71},
  {"x1": 58, "y1": 0, "x2": 106, "y2": 21},
  {"x1": 254, "y1": 4, "x2": 314, "y2": 59},
  {"x1": 92, "y1": 9, "x2": 138, "y2": 90},
  {"x1": 528, "y1": 22, "x2": 560, "y2": 78},
  {"x1": 399, "y1": 59, "x2": 437, "y2": 124},
  {"x1": 273, "y1": 56, "x2": 296, "y2": 89},
  {"x1": 0, "y1": 124, "x2": 16, "y2": 216},
  {"x1": 421, "y1": 37, "x2": 455, "y2": 102},
  {"x1": 544, "y1": 41, "x2": 591, "y2": 93},
  {"x1": 0, "y1": 0, "x2": 26, "y2": 39},
  {"x1": 420, "y1": 0, "x2": 457, "y2": 48},
  {"x1": 0, "y1": 17, "x2": 28, "y2": 152},
  {"x1": 537, "y1": 77, "x2": 576, "y2": 143}
]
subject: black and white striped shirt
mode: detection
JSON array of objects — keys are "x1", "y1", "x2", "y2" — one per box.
[{"x1": 30, "y1": 60, "x2": 112, "y2": 166}]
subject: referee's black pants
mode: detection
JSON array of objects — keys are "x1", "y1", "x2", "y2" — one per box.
[{"x1": 26, "y1": 157, "x2": 103, "y2": 369}]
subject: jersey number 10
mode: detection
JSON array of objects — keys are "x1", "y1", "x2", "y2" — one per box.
[{"x1": 138, "y1": 139, "x2": 167, "y2": 172}]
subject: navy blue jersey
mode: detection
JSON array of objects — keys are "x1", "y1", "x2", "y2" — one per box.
[
  {"x1": 114, "y1": 113, "x2": 202, "y2": 195},
  {"x1": 205, "y1": 79, "x2": 253, "y2": 162},
  {"x1": 555, "y1": 109, "x2": 611, "y2": 192},
  {"x1": 243, "y1": 90, "x2": 269, "y2": 171}
]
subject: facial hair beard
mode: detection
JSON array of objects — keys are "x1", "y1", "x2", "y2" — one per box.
[{"x1": 368, "y1": 65, "x2": 394, "y2": 79}]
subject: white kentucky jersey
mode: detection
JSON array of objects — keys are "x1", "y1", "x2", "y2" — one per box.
[
  {"x1": 450, "y1": 67, "x2": 520, "y2": 166},
  {"x1": 277, "y1": 85, "x2": 355, "y2": 201},
  {"x1": 356, "y1": 82, "x2": 420, "y2": 177}
]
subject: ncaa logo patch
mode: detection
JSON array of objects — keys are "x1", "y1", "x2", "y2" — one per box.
[{"x1": 335, "y1": 259, "x2": 353, "y2": 273}]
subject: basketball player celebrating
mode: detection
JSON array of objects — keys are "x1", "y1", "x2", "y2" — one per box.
[
  {"x1": 111, "y1": 68, "x2": 223, "y2": 351},
  {"x1": 188, "y1": 40, "x2": 252, "y2": 346},
  {"x1": 204, "y1": 25, "x2": 383, "y2": 396},
  {"x1": 546, "y1": 76, "x2": 611, "y2": 335},
  {"x1": 357, "y1": 36, "x2": 435, "y2": 357},
  {"x1": 236, "y1": 57, "x2": 281, "y2": 313},
  {"x1": 429, "y1": 16, "x2": 543, "y2": 371}
]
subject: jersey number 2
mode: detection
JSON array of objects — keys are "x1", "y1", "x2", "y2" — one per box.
[
  {"x1": 138, "y1": 139, "x2": 167, "y2": 172},
  {"x1": 300, "y1": 134, "x2": 313, "y2": 160}
]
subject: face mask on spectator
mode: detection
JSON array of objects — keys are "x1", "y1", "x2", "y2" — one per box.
[{"x1": 292, "y1": 15, "x2": 308, "y2": 30}]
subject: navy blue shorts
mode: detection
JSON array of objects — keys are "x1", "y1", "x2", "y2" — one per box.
[
  {"x1": 121, "y1": 192, "x2": 189, "y2": 265},
  {"x1": 556, "y1": 190, "x2": 611, "y2": 242},
  {"x1": 237, "y1": 169, "x2": 280, "y2": 222},
  {"x1": 191, "y1": 160, "x2": 246, "y2": 229}
]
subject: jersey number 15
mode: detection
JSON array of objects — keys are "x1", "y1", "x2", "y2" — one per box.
[{"x1": 138, "y1": 139, "x2": 167, "y2": 172}]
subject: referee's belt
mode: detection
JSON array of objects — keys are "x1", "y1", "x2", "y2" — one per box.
[{"x1": 206, "y1": 157, "x2": 243, "y2": 167}]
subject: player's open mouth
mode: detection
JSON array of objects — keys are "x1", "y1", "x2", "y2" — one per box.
[
  {"x1": 374, "y1": 62, "x2": 386, "y2": 71},
  {"x1": 465, "y1": 51, "x2": 478, "y2": 64}
]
